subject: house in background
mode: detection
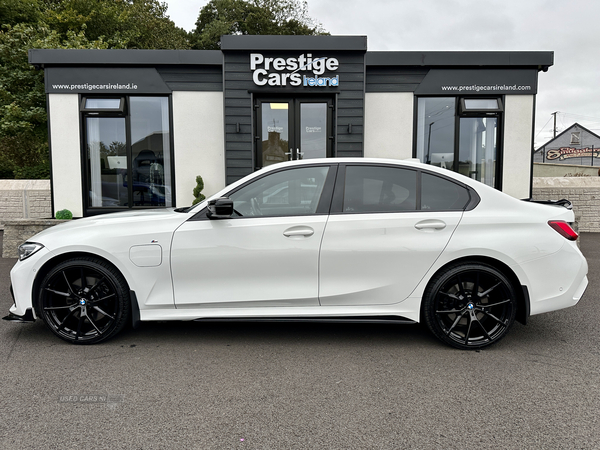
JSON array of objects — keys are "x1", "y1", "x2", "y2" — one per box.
[{"x1": 534, "y1": 123, "x2": 600, "y2": 176}]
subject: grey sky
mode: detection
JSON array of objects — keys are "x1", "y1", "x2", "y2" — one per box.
[{"x1": 163, "y1": 0, "x2": 600, "y2": 147}]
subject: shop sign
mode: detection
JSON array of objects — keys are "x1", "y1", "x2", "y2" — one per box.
[
  {"x1": 546, "y1": 147, "x2": 600, "y2": 161},
  {"x1": 250, "y1": 53, "x2": 339, "y2": 87}
]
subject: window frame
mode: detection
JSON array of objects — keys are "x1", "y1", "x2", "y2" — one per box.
[
  {"x1": 459, "y1": 98, "x2": 503, "y2": 115},
  {"x1": 80, "y1": 97, "x2": 126, "y2": 113},
  {"x1": 413, "y1": 95, "x2": 504, "y2": 190},
  {"x1": 79, "y1": 95, "x2": 176, "y2": 216}
]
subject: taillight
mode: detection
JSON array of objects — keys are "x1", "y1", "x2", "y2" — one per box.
[{"x1": 548, "y1": 220, "x2": 578, "y2": 241}]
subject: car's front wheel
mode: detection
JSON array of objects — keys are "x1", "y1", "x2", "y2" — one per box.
[
  {"x1": 36, "y1": 257, "x2": 130, "y2": 344},
  {"x1": 422, "y1": 263, "x2": 517, "y2": 350}
]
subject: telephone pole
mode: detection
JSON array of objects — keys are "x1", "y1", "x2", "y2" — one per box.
[{"x1": 551, "y1": 111, "x2": 558, "y2": 138}]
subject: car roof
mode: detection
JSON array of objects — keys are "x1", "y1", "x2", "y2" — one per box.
[{"x1": 260, "y1": 157, "x2": 476, "y2": 185}]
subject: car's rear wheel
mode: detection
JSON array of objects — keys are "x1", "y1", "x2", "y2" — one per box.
[
  {"x1": 37, "y1": 257, "x2": 130, "y2": 344},
  {"x1": 422, "y1": 263, "x2": 517, "y2": 350}
]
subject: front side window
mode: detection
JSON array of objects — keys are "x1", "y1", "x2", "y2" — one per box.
[
  {"x1": 84, "y1": 96, "x2": 172, "y2": 212},
  {"x1": 229, "y1": 166, "x2": 330, "y2": 217}
]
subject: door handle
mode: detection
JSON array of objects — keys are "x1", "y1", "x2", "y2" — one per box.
[
  {"x1": 283, "y1": 226, "x2": 314, "y2": 237},
  {"x1": 297, "y1": 148, "x2": 304, "y2": 160},
  {"x1": 414, "y1": 220, "x2": 446, "y2": 231}
]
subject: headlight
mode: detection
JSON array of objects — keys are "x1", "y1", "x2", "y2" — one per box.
[{"x1": 18, "y1": 242, "x2": 44, "y2": 261}]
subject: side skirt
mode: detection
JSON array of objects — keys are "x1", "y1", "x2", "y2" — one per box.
[{"x1": 193, "y1": 316, "x2": 417, "y2": 325}]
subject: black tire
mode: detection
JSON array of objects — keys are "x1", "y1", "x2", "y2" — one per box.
[
  {"x1": 422, "y1": 263, "x2": 517, "y2": 350},
  {"x1": 36, "y1": 257, "x2": 130, "y2": 344}
]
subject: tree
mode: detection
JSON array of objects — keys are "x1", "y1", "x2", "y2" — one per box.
[
  {"x1": 44, "y1": 0, "x2": 190, "y2": 49},
  {"x1": 192, "y1": 175, "x2": 206, "y2": 205},
  {"x1": 192, "y1": 0, "x2": 327, "y2": 50},
  {"x1": 0, "y1": 22, "x2": 112, "y2": 178},
  {"x1": 0, "y1": 0, "x2": 190, "y2": 179}
]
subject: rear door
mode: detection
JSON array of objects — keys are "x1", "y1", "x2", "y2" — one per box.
[{"x1": 319, "y1": 164, "x2": 470, "y2": 306}]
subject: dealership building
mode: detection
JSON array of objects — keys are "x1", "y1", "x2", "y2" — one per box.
[{"x1": 29, "y1": 35, "x2": 553, "y2": 217}]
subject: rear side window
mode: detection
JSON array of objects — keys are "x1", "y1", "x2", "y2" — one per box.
[
  {"x1": 343, "y1": 166, "x2": 417, "y2": 213},
  {"x1": 421, "y1": 172, "x2": 470, "y2": 211}
]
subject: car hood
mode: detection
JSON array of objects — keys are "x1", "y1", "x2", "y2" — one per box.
[{"x1": 28, "y1": 209, "x2": 192, "y2": 250}]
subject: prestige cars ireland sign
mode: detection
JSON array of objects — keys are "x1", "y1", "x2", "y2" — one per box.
[{"x1": 251, "y1": 53, "x2": 339, "y2": 87}]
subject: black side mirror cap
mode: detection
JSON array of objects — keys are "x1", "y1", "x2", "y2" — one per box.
[{"x1": 207, "y1": 197, "x2": 234, "y2": 219}]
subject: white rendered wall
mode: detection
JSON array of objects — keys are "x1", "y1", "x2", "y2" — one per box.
[
  {"x1": 364, "y1": 92, "x2": 414, "y2": 160},
  {"x1": 48, "y1": 94, "x2": 83, "y2": 217},
  {"x1": 172, "y1": 91, "x2": 225, "y2": 206},
  {"x1": 502, "y1": 95, "x2": 535, "y2": 199}
]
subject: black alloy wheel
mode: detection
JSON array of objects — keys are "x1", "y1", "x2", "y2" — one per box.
[
  {"x1": 423, "y1": 263, "x2": 517, "y2": 350},
  {"x1": 37, "y1": 257, "x2": 130, "y2": 344}
]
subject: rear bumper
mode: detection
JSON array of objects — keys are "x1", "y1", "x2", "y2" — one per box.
[{"x1": 524, "y1": 240, "x2": 588, "y2": 316}]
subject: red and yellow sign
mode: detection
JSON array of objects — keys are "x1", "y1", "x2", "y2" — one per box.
[{"x1": 546, "y1": 147, "x2": 600, "y2": 161}]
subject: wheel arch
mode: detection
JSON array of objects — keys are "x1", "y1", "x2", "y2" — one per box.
[
  {"x1": 31, "y1": 252, "x2": 137, "y2": 324},
  {"x1": 421, "y1": 255, "x2": 530, "y2": 325}
]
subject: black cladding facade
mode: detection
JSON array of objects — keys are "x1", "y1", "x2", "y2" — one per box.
[{"x1": 221, "y1": 35, "x2": 367, "y2": 184}]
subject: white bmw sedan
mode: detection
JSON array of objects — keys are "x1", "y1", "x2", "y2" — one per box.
[{"x1": 4, "y1": 158, "x2": 588, "y2": 349}]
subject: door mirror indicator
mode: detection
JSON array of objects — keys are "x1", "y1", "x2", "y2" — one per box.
[{"x1": 207, "y1": 197, "x2": 234, "y2": 219}]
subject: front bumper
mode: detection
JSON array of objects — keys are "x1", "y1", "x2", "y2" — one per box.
[
  {"x1": 3, "y1": 285, "x2": 35, "y2": 323},
  {"x1": 3, "y1": 308, "x2": 35, "y2": 323}
]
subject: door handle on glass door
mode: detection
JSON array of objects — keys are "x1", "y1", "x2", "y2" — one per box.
[
  {"x1": 414, "y1": 220, "x2": 446, "y2": 231},
  {"x1": 297, "y1": 148, "x2": 304, "y2": 160},
  {"x1": 283, "y1": 226, "x2": 314, "y2": 237}
]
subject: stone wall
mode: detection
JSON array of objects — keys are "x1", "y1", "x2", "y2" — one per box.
[
  {"x1": 2, "y1": 219, "x2": 69, "y2": 259},
  {"x1": 0, "y1": 180, "x2": 51, "y2": 229},
  {"x1": 532, "y1": 177, "x2": 600, "y2": 232},
  {"x1": 533, "y1": 162, "x2": 600, "y2": 178}
]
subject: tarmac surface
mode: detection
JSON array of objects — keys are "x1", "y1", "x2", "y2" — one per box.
[{"x1": 0, "y1": 231, "x2": 599, "y2": 449}]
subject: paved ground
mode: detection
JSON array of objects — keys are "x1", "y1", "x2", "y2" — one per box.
[{"x1": 0, "y1": 231, "x2": 599, "y2": 449}]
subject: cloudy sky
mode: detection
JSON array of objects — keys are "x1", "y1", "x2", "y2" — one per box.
[{"x1": 163, "y1": 0, "x2": 600, "y2": 147}]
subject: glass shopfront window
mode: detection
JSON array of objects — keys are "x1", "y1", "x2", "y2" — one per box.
[
  {"x1": 83, "y1": 96, "x2": 173, "y2": 214},
  {"x1": 415, "y1": 97, "x2": 502, "y2": 189},
  {"x1": 458, "y1": 117, "x2": 497, "y2": 187},
  {"x1": 416, "y1": 98, "x2": 456, "y2": 169}
]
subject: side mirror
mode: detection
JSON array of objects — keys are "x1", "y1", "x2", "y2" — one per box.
[{"x1": 207, "y1": 197, "x2": 234, "y2": 219}]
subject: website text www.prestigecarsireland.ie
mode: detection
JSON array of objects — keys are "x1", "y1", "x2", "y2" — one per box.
[
  {"x1": 51, "y1": 83, "x2": 138, "y2": 90},
  {"x1": 441, "y1": 84, "x2": 532, "y2": 92}
]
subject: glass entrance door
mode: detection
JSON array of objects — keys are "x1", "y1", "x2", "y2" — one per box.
[{"x1": 256, "y1": 98, "x2": 332, "y2": 169}]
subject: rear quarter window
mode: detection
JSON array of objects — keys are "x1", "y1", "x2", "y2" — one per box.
[{"x1": 421, "y1": 172, "x2": 470, "y2": 211}]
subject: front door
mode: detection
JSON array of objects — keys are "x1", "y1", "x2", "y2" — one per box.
[
  {"x1": 171, "y1": 164, "x2": 336, "y2": 308},
  {"x1": 255, "y1": 98, "x2": 333, "y2": 169}
]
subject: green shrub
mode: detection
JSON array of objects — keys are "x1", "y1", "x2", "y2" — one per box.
[
  {"x1": 55, "y1": 209, "x2": 73, "y2": 220},
  {"x1": 192, "y1": 175, "x2": 206, "y2": 205},
  {"x1": 0, "y1": 167, "x2": 14, "y2": 179},
  {"x1": 13, "y1": 161, "x2": 51, "y2": 179}
]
